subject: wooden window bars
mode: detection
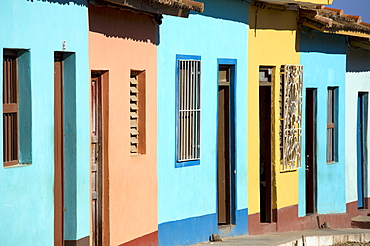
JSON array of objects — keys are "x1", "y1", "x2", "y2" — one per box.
[{"x1": 3, "y1": 50, "x2": 18, "y2": 167}]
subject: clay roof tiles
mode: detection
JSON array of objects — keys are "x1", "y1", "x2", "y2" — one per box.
[{"x1": 300, "y1": 5, "x2": 370, "y2": 37}]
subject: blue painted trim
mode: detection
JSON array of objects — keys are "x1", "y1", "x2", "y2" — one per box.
[
  {"x1": 158, "y1": 208, "x2": 248, "y2": 246},
  {"x1": 175, "y1": 54, "x2": 201, "y2": 168},
  {"x1": 159, "y1": 213, "x2": 216, "y2": 246},
  {"x1": 176, "y1": 159, "x2": 200, "y2": 168},
  {"x1": 216, "y1": 58, "x2": 237, "y2": 224},
  {"x1": 176, "y1": 54, "x2": 201, "y2": 61}
]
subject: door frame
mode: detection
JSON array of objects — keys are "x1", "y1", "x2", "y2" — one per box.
[
  {"x1": 91, "y1": 70, "x2": 110, "y2": 245},
  {"x1": 216, "y1": 59, "x2": 237, "y2": 226}
]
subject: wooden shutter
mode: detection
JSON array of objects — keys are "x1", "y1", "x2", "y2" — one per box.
[{"x1": 3, "y1": 51, "x2": 18, "y2": 166}]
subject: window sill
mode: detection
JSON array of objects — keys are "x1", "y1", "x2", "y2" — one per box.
[
  {"x1": 4, "y1": 162, "x2": 31, "y2": 169},
  {"x1": 130, "y1": 153, "x2": 146, "y2": 157},
  {"x1": 175, "y1": 159, "x2": 200, "y2": 168},
  {"x1": 326, "y1": 161, "x2": 338, "y2": 165}
]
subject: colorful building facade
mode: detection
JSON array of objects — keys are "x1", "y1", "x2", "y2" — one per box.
[
  {"x1": 0, "y1": 0, "x2": 90, "y2": 245},
  {"x1": 157, "y1": 0, "x2": 249, "y2": 245}
]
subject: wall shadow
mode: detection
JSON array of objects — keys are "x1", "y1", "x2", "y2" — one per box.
[
  {"x1": 89, "y1": 4, "x2": 158, "y2": 45},
  {"x1": 347, "y1": 47, "x2": 370, "y2": 73},
  {"x1": 191, "y1": 0, "x2": 249, "y2": 25},
  {"x1": 26, "y1": 0, "x2": 87, "y2": 6},
  {"x1": 298, "y1": 28, "x2": 347, "y2": 55}
]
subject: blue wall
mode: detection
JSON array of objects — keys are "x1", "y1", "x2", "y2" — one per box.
[
  {"x1": 0, "y1": 0, "x2": 90, "y2": 244},
  {"x1": 157, "y1": 0, "x2": 249, "y2": 245},
  {"x1": 298, "y1": 31, "x2": 347, "y2": 216}
]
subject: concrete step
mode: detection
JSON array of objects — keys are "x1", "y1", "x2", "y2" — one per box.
[{"x1": 352, "y1": 215, "x2": 370, "y2": 229}]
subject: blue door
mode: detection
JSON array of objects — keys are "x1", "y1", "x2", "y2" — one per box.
[{"x1": 357, "y1": 93, "x2": 367, "y2": 208}]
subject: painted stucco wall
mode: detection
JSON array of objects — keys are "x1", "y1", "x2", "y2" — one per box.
[
  {"x1": 298, "y1": 31, "x2": 346, "y2": 216},
  {"x1": 248, "y1": 6, "x2": 300, "y2": 215},
  {"x1": 0, "y1": 0, "x2": 90, "y2": 245},
  {"x1": 157, "y1": 0, "x2": 249, "y2": 245},
  {"x1": 89, "y1": 5, "x2": 158, "y2": 246},
  {"x1": 344, "y1": 48, "x2": 370, "y2": 204}
]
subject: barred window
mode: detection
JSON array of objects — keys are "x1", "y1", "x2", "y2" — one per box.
[
  {"x1": 327, "y1": 87, "x2": 337, "y2": 163},
  {"x1": 280, "y1": 65, "x2": 303, "y2": 171},
  {"x1": 177, "y1": 58, "x2": 201, "y2": 163},
  {"x1": 3, "y1": 50, "x2": 18, "y2": 166}
]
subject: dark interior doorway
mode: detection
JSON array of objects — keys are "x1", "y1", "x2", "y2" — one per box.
[
  {"x1": 305, "y1": 88, "x2": 317, "y2": 215},
  {"x1": 259, "y1": 66, "x2": 272, "y2": 223}
]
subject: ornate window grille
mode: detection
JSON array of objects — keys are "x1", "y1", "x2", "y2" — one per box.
[{"x1": 280, "y1": 65, "x2": 303, "y2": 171}]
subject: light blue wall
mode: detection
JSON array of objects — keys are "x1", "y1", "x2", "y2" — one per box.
[
  {"x1": 345, "y1": 48, "x2": 370, "y2": 204},
  {"x1": 0, "y1": 0, "x2": 89, "y2": 245},
  {"x1": 298, "y1": 31, "x2": 347, "y2": 216},
  {"x1": 157, "y1": 0, "x2": 249, "y2": 244}
]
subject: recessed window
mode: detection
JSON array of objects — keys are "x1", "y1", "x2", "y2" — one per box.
[
  {"x1": 176, "y1": 56, "x2": 201, "y2": 165},
  {"x1": 3, "y1": 49, "x2": 31, "y2": 167},
  {"x1": 327, "y1": 87, "x2": 338, "y2": 163},
  {"x1": 130, "y1": 70, "x2": 146, "y2": 155}
]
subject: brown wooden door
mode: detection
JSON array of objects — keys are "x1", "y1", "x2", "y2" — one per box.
[
  {"x1": 259, "y1": 86, "x2": 272, "y2": 223},
  {"x1": 305, "y1": 89, "x2": 316, "y2": 214},
  {"x1": 54, "y1": 53, "x2": 64, "y2": 246},
  {"x1": 91, "y1": 74, "x2": 102, "y2": 246},
  {"x1": 218, "y1": 85, "x2": 231, "y2": 225}
]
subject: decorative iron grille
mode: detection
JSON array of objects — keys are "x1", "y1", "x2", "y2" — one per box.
[{"x1": 280, "y1": 65, "x2": 303, "y2": 171}]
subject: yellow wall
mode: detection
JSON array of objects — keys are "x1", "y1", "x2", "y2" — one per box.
[{"x1": 248, "y1": 6, "x2": 300, "y2": 214}]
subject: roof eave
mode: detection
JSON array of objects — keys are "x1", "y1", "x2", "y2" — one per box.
[{"x1": 102, "y1": 0, "x2": 204, "y2": 18}]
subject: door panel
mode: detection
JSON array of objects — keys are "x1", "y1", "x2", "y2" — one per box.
[
  {"x1": 54, "y1": 54, "x2": 64, "y2": 246},
  {"x1": 91, "y1": 74, "x2": 102, "y2": 246},
  {"x1": 357, "y1": 92, "x2": 368, "y2": 209},
  {"x1": 217, "y1": 64, "x2": 235, "y2": 225}
]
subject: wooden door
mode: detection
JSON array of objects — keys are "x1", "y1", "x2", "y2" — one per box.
[
  {"x1": 305, "y1": 89, "x2": 317, "y2": 214},
  {"x1": 91, "y1": 74, "x2": 102, "y2": 246},
  {"x1": 357, "y1": 93, "x2": 367, "y2": 209},
  {"x1": 217, "y1": 65, "x2": 235, "y2": 225},
  {"x1": 54, "y1": 53, "x2": 64, "y2": 246},
  {"x1": 259, "y1": 86, "x2": 272, "y2": 223},
  {"x1": 218, "y1": 85, "x2": 230, "y2": 225}
]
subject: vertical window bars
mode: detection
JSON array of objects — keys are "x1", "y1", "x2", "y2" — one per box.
[
  {"x1": 130, "y1": 70, "x2": 146, "y2": 155},
  {"x1": 3, "y1": 50, "x2": 18, "y2": 166},
  {"x1": 327, "y1": 87, "x2": 336, "y2": 163},
  {"x1": 177, "y1": 60, "x2": 201, "y2": 162},
  {"x1": 280, "y1": 65, "x2": 303, "y2": 171},
  {"x1": 130, "y1": 72, "x2": 139, "y2": 154}
]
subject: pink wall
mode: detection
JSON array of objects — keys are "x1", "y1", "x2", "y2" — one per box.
[{"x1": 89, "y1": 5, "x2": 158, "y2": 245}]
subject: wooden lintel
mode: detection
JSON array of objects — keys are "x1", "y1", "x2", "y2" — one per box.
[
  {"x1": 104, "y1": 0, "x2": 190, "y2": 17},
  {"x1": 300, "y1": 18, "x2": 326, "y2": 32}
]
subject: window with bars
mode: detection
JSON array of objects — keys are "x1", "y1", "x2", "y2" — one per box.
[
  {"x1": 279, "y1": 65, "x2": 303, "y2": 171},
  {"x1": 176, "y1": 56, "x2": 201, "y2": 165},
  {"x1": 3, "y1": 50, "x2": 18, "y2": 166},
  {"x1": 2, "y1": 49, "x2": 31, "y2": 167},
  {"x1": 327, "y1": 87, "x2": 338, "y2": 163},
  {"x1": 130, "y1": 70, "x2": 146, "y2": 154}
]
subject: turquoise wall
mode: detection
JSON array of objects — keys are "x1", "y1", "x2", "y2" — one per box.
[
  {"x1": 0, "y1": 0, "x2": 90, "y2": 245},
  {"x1": 157, "y1": 0, "x2": 249, "y2": 245},
  {"x1": 345, "y1": 48, "x2": 370, "y2": 203},
  {"x1": 298, "y1": 31, "x2": 347, "y2": 216}
]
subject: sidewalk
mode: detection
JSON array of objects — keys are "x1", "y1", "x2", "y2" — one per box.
[{"x1": 192, "y1": 228, "x2": 370, "y2": 246}]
